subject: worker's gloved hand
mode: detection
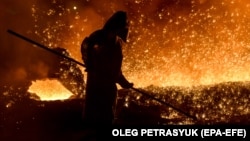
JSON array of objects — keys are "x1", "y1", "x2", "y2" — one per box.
[
  {"x1": 121, "y1": 82, "x2": 134, "y2": 89},
  {"x1": 118, "y1": 74, "x2": 134, "y2": 89}
]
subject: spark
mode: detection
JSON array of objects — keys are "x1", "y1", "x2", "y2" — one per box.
[{"x1": 24, "y1": 1, "x2": 250, "y2": 124}]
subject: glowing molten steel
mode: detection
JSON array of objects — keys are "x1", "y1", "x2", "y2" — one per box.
[{"x1": 28, "y1": 79, "x2": 73, "y2": 101}]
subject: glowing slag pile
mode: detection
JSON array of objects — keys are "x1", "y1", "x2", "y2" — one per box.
[{"x1": 28, "y1": 79, "x2": 73, "y2": 101}]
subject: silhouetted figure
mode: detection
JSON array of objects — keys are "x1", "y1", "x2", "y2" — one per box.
[{"x1": 81, "y1": 11, "x2": 133, "y2": 126}]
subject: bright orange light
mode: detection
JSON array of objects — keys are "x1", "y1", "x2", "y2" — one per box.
[
  {"x1": 28, "y1": 79, "x2": 73, "y2": 101},
  {"x1": 30, "y1": 0, "x2": 250, "y2": 91}
]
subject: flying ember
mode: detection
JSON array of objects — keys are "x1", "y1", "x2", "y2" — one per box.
[
  {"x1": 1, "y1": 0, "x2": 250, "y2": 131},
  {"x1": 4, "y1": 0, "x2": 250, "y2": 100}
]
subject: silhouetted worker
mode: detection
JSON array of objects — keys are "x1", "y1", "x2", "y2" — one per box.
[{"x1": 81, "y1": 11, "x2": 133, "y2": 126}]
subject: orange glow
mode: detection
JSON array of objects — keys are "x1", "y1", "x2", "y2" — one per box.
[
  {"x1": 28, "y1": 79, "x2": 73, "y2": 101},
  {"x1": 28, "y1": 0, "x2": 250, "y2": 99}
]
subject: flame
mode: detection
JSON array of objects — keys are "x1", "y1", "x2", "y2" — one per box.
[{"x1": 28, "y1": 79, "x2": 73, "y2": 101}]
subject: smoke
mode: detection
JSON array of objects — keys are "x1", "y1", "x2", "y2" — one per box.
[{"x1": 1, "y1": 0, "x2": 37, "y2": 85}]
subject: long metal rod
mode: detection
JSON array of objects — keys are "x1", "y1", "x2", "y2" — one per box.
[
  {"x1": 7, "y1": 29, "x2": 86, "y2": 67},
  {"x1": 131, "y1": 87, "x2": 197, "y2": 120}
]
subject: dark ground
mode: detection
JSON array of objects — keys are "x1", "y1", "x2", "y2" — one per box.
[{"x1": 1, "y1": 81, "x2": 250, "y2": 141}]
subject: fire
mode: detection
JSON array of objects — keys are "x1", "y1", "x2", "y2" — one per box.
[{"x1": 28, "y1": 79, "x2": 73, "y2": 101}]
